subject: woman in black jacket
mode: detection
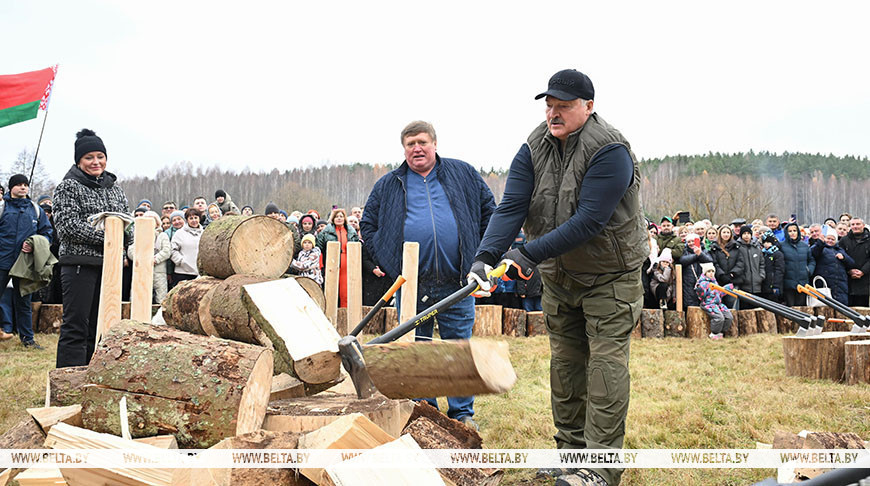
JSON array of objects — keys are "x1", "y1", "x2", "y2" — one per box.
[{"x1": 53, "y1": 129, "x2": 129, "y2": 367}]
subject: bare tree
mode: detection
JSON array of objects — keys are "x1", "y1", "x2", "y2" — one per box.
[{"x1": 3, "y1": 149, "x2": 55, "y2": 198}]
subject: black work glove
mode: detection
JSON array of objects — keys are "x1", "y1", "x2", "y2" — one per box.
[
  {"x1": 467, "y1": 260, "x2": 495, "y2": 297},
  {"x1": 500, "y1": 247, "x2": 537, "y2": 281}
]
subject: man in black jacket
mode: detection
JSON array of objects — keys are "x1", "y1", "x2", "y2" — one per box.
[{"x1": 840, "y1": 217, "x2": 870, "y2": 307}]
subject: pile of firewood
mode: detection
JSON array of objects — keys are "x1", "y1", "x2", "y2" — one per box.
[{"x1": 0, "y1": 215, "x2": 504, "y2": 486}]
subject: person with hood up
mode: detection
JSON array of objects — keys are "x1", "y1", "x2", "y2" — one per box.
[
  {"x1": 53, "y1": 129, "x2": 130, "y2": 367},
  {"x1": 780, "y1": 222, "x2": 815, "y2": 306},
  {"x1": 811, "y1": 225, "x2": 854, "y2": 305},
  {"x1": 170, "y1": 208, "x2": 203, "y2": 284},
  {"x1": 213, "y1": 190, "x2": 239, "y2": 215},
  {"x1": 759, "y1": 230, "x2": 785, "y2": 303},
  {"x1": 298, "y1": 214, "x2": 317, "y2": 236},
  {"x1": 694, "y1": 262, "x2": 734, "y2": 340}
]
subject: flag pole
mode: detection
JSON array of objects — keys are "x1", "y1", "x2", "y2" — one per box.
[{"x1": 29, "y1": 105, "x2": 50, "y2": 183}]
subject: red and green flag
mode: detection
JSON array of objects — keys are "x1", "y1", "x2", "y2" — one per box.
[{"x1": 0, "y1": 65, "x2": 58, "y2": 128}]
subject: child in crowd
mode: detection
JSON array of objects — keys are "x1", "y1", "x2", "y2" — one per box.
[
  {"x1": 695, "y1": 262, "x2": 734, "y2": 340},
  {"x1": 649, "y1": 248, "x2": 676, "y2": 309},
  {"x1": 291, "y1": 234, "x2": 323, "y2": 285}
]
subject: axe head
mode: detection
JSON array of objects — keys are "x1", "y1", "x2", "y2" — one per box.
[{"x1": 338, "y1": 335, "x2": 377, "y2": 399}]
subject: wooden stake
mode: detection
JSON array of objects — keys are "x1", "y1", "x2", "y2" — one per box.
[
  {"x1": 324, "y1": 241, "x2": 340, "y2": 327},
  {"x1": 131, "y1": 216, "x2": 156, "y2": 322},
  {"x1": 347, "y1": 242, "x2": 363, "y2": 333},
  {"x1": 95, "y1": 216, "x2": 125, "y2": 347},
  {"x1": 399, "y1": 242, "x2": 419, "y2": 343},
  {"x1": 675, "y1": 264, "x2": 683, "y2": 311}
]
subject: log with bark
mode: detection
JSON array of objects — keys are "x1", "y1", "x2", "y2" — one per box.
[
  {"x1": 526, "y1": 311, "x2": 547, "y2": 336},
  {"x1": 0, "y1": 416, "x2": 46, "y2": 484},
  {"x1": 640, "y1": 308, "x2": 664, "y2": 338},
  {"x1": 161, "y1": 276, "x2": 223, "y2": 336},
  {"x1": 242, "y1": 278, "x2": 342, "y2": 384},
  {"x1": 756, "y1": 309, "x2": 777, "y2": 334},
  {"x1": 684, "y1": 306, "x2": 709, "y2": 339},
  {"x1": 37, "y1": 303, "x2": 63, "y2": 334},
  {"x1": 404, "y1": 416, "x2": 503, "y2": 486},
  {"x1": 407, "y1": 401, "x2": 482, "y2": 449},
  {"x1": 737, "y1": 309, "x2": 758, "y2": 335},
  {"x1": 502, "y1": 307, "x2": 526, "y2": 337},
  {"x1": 724, "y1": 310, "x2": 739, "y2": 337},
  {"x1": 264, "y1": 393, "x2": 414, "y2": 438},
  {"x1": 360, "y1": 305, "x2": 385, "y2": 335},
  {"x1": 81, "y1": 320, "x2": 273, "y2": 448},
  {"x1": 776, "y1": 313, "x2": 797, "y2": 335},
  {"x1": 383, "y1": 306, "x2": 399, "y2": 334},
  {"x1": 364, "y1": 340, "x2": 517, "y2": 399},
  {"x1": 293, "y1": 276, "x2": 326, "y2": 312},
  {"x1": 813, "y1": 306, "x2": 836, "y2": 321},
  {"x1": 845, "y1": 341, "x2": 870, "y2": 385},
  {"x1": 782, "y1": 332, "x2": 870, "y2": 381},
  {"x1": 197, "y1": 215, "x2": 295, "y2": 279},
  {"x1": 663, "y1": 310, "x2": 686, "y2": 338},
  {"x1": 172, "y1": 430, "x2": 308, "y2": 486},
  {"x1": 472, "y1": 305, "x2": 502, "y2": 336},
  {"x1": 208, "y1": 274, "x2": 272, "y2": 345},
  {"x1": 48, "y1": 366, "x2": 88, "y2": 407}
]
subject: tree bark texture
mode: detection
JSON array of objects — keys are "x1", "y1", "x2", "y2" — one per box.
[
  {"x1": 663, "y1": 310, "x2": 686, "y2": 338},
  {"x1": 502, "y1": 308, "x2": 526, "y2": 337},
  {"x1": 81, "y1": 320, "x2": 273, "y2": 448},
  {"x1": 49, "y1": 365, "x2": 88, "y2": 407},
  {"x1": 526, "y1": 311, "x2": 547, "y2": 337},
  {"x1": 641, "y1": 309, "x2": 664, "y2": 338},
  {"x1": 844, "y1": 341, "x2": 870, "y2": 385},
  {"x1": 472, "y1": 305, "x2": 502, "y2": 337},
  {"x1": 404, "y1": 416, "x2": 503, "y2": 486},
  {"x1": 737, "y1": 309, "x2": 758, "y2": 335},
  {"x1": 782, "y1": 332, "x2": 870, "y2": 382}
]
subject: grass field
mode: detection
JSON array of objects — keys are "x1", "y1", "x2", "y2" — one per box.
[{"x1": 2, "y1": 332, "x2": 869, "y2": 485}]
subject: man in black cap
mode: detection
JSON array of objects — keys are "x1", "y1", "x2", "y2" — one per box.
[
  {"x1": 0, "y1": 174, "x2": 53, "y2": 348},
  {"x1": 655, "y1": 216, "x2": 684, "y2": 260},
  {"x1": 213, "y1": 189, "x2": 239, "y2": 215},
  {"x1": 470, "y1": 69, "x2": 645, "y2": 486}
]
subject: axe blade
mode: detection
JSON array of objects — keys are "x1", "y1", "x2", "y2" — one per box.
[{"x1": 338, "y1": 335, "x2": 377, "y2": 399}]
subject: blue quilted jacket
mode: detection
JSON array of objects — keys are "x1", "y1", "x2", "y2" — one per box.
[{"x1": 360, "y1": 156, "x2": 495, "y2": 287}]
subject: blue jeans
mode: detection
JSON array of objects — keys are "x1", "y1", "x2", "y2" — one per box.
[
  {"x1": 0, "y1": 268, "x2": 34, "y2": 343},
  {"x1": 522, "y1": 295, "x2": 542, "y2": 312},
  {"x1": 396, "y1": 285, "x2": 476, "y2": 420}
]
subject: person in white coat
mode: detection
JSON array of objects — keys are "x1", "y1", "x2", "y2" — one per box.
[{"x1": 170, "y1": 208, "x2": 203, "y2": 284}]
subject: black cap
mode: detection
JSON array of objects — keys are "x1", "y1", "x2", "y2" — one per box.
[
  {"x1": 215, "y1": 189, "x2": 226, "y2": 199},
  {"x1": 535, "y1": 69, "x2": 595, "y2": 101},
  {"x1": 264, "y1": 203, "x2": 280, "y2": 215},
  {"x1": 8, "y1": 174, "x2": 28, "y2": 189},
  {"x1": 739, "y1": 225, "x2": 753, "y2": 237}
]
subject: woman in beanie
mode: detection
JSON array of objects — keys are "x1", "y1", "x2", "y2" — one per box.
[
  {"x1": 316, "y1": 208, "x2": 359, "y2": 307},
  {"x1": 170, "y1": 208, "x2": 203, "y2": 284},
  {"x1": 811, "y1": 227, "x2": 854, "y2": 305},
  {"x1": 760, "y1": 230, "x2": 785, "y2": 303},
  {"x1": 53, "y1": 129, "x2": 130, "y2": 367}
]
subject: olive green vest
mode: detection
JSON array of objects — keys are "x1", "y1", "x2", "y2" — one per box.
[{"x1": 524, "y1": 113, "x2": 647, "y2": 286}]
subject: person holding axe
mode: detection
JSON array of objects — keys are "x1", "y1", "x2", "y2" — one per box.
[{"x1": 470, "y1": 69, "x2": 646, "y2": 486}]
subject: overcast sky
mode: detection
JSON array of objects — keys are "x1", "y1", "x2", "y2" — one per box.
[{"x1": 2, "y1": 1, "x2": 869, "y2": 182}]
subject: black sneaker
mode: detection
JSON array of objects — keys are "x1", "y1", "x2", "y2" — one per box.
[
  {"x1": 22, "y1": 340, "x2": 44, "y2": 350},
  {"x1": 554, "y1": 468, "x2": 609, "y2": 486}
]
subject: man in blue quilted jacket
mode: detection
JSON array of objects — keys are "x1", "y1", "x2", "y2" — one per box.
[{"x1": 360, "y1": 121, "x2": 495, "y2": 429}]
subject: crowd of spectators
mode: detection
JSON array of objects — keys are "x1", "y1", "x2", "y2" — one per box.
[{"x1": 643, "y1": 212, "x2": 870, "y2": 329}]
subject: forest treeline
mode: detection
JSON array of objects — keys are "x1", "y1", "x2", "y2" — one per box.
[{"x1": 9, "y1": 150, "x2": 865, "y2": 226}]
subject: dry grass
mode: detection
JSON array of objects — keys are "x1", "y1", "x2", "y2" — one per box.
[{"x1": 2, "y1": 333, "x2": 869, "y2": 486}]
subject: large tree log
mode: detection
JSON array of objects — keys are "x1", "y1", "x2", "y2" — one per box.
[
  {"x1": 502, "y1": 308, "x2": 526, "y2": 337},
  {"x1": 473, "y1": 305, "x2": 502, "y2": 336},
  {"x1": 685, "y1": 307, "x2": 709, "y2": 339},
  {"x1": 209, "y1": 274, "x2": 271, "y2": 344},
  {"x1": 365, "y1": 340, "x2": 517, "y2": 399},
  {"x1": 813, "y1": 306, "x2": 836, "y2": 321},
  {"x1": 360, "y1": 305, "x2": 386, "y2": 335},
  {"x1": 640, "y1": 309, "x2": 664, "y2": 338},
  {"x1": 404, "y1": 416, "x2": 503, "y2": 486},
  {"x1": 37, "y1": 303, "x2": 63, "y2": 334},
  {"x1": 161, "y1": 276, "x2": 222, "y2": 336},
  {"x1": 173, "y1": 430, "x2": 307, "y2": 486},
  {"x1": 197, "y1": 215, "x2": 294, "y2": 279},
  {"x1": 407, "y1": 401, "x2": 482, "y2": 449},
  {"x1": 526, "y1": 311, "x2": 547, "y2": 336},
  {"x1": 737, "y1": 309, "x2": 758, "y2": 335},
  {"x1": 756, "y1": 309, "x2": 777, "y2": 334},
  {"x1": 845, "y1": 341, "x2": 870, "y2": 385},
  {"x1": 782, "y1": 332, "x2": 870, "y2": 381},
  {"x1": 242, "y1": 278, "x2": 342, "y2": 384},
  {"x1": 0, "y1": 416, "x2": 46, "y2": 484},
  {"x1": 264, "y1": 393, "x2": 415, "y2": 438},
  {"x1": 724, "y1": 310, "x2": 739, "y2": 338},
  {"x1": 663, "y1": 310, "x2": 686, "y2": 338},
  {"x1": 49, "y1": 366, "x2": 88, "y2": 407},
  {"x1": 45, "y1": 422, "x2": 172, "y2": 486},
  {"x1": 81, "y1": 320, "x2": 273, "y2": 448}
]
